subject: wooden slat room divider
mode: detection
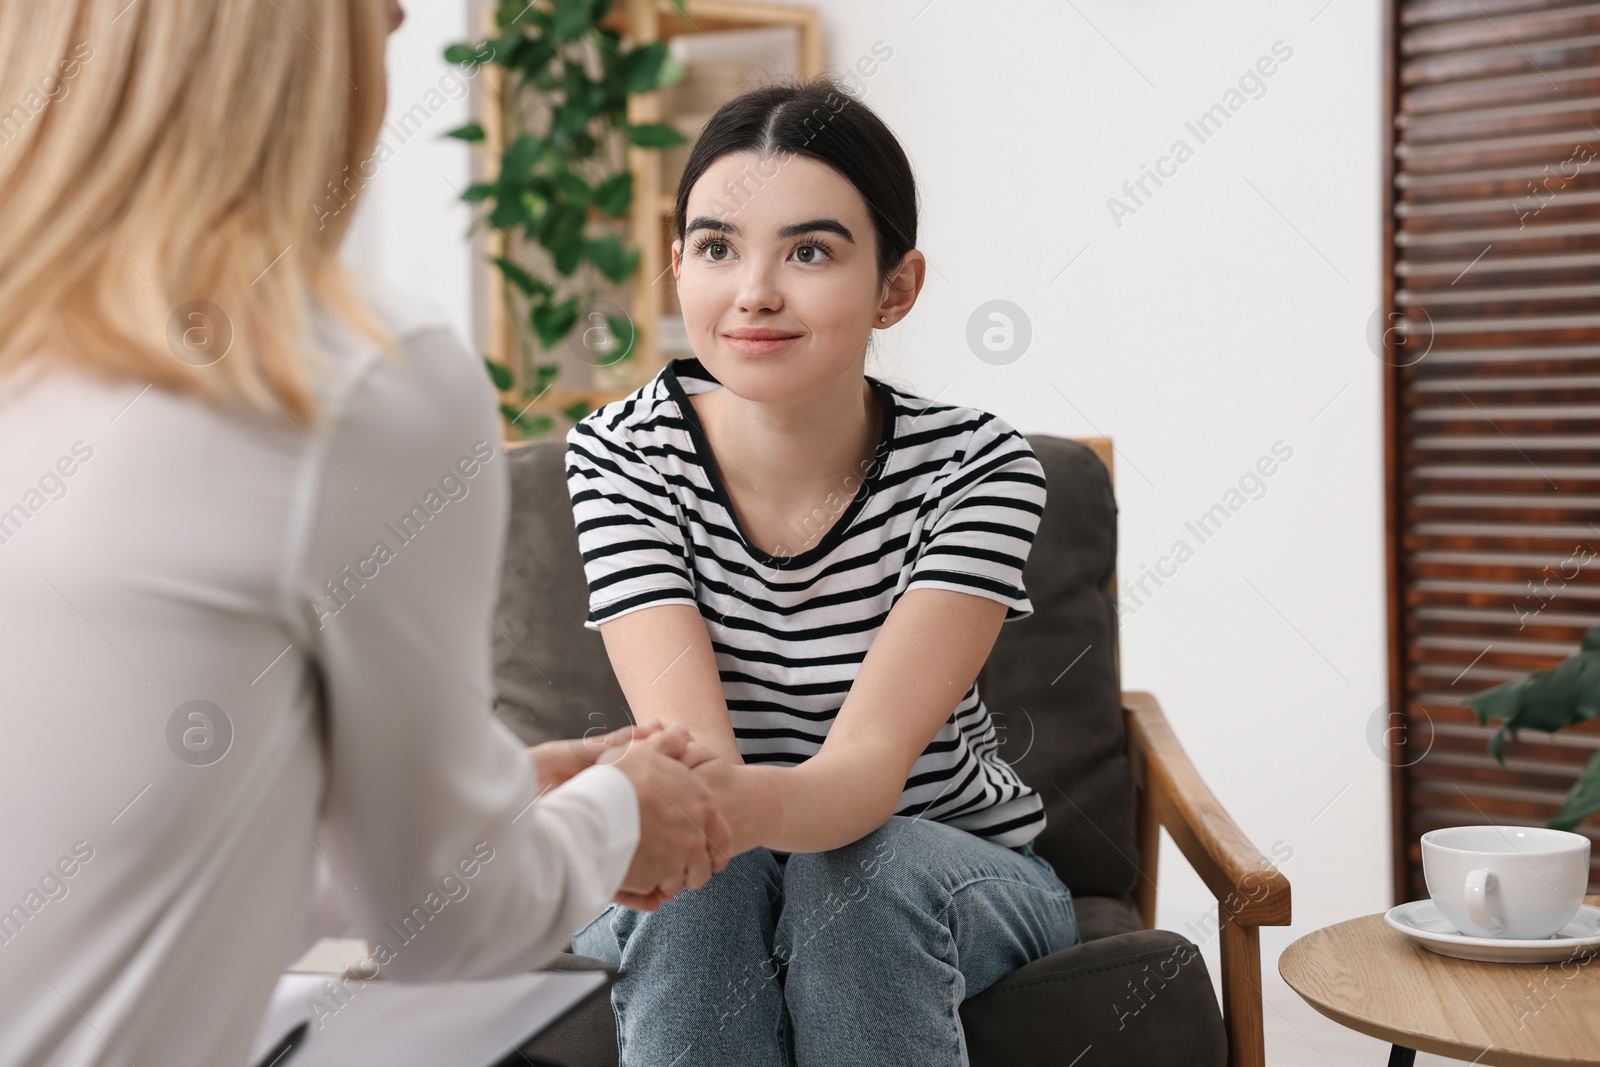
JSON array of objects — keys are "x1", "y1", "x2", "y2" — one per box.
[{"x1": 1382, "y1": 0, "x2": 1600, "y2": 903}]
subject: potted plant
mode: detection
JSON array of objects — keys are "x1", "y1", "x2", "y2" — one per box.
[
  {"x1": 1466, "y1": 624, "x2": 1600, "y2": 830},
  {"x1": 443, "y1": 0, "x2": 687, "y2": 438}
]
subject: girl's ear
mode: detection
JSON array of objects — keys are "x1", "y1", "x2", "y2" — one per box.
[
  {"x1": 875, "y1": 249, "x2": 926, "y2": 328},
  {"x1": 670, "y1": 238, "x2": 684, "y2": 280}
]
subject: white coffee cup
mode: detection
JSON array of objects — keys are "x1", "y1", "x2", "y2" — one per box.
[{"x1": 1421, "y1": 825, "x2": 1590, "y2": 940}]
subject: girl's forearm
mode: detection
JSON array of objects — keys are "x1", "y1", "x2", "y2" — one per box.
[{"x1": 729, "y1": 747, "x2": 905, "y2": 854}]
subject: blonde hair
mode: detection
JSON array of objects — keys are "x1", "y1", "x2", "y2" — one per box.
[{"x1": 0, "y1": 0, "x2": 397, "y2": 426}]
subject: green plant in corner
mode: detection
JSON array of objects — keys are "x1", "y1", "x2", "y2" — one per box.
[
  {"x1": 443, "y1": 0, "x2": 687, "y2": 439},
  {"x1": 1466, "y1": 624, "x2": 1600, "y2": 830}
]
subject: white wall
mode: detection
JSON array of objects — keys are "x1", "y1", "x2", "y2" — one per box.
[
  {"x1": 359, "y1": 3, "x2": 1411, "y2": 1061},
  {"x1": 342, "y1": 1, "x2": 479, "y2": 344}
]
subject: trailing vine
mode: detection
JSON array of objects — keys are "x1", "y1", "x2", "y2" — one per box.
[{"x1": 444, "y1": 0, "x2": 687, "y2": 438}]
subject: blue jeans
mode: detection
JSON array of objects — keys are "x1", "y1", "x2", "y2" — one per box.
[{"x1": 572, "y1": 815, "x2": 1079, "y2": 1067}]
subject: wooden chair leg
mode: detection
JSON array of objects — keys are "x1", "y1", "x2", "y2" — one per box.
[{"x1": 1220, "y1": 914, "x2": 1265, "y2": 1067}]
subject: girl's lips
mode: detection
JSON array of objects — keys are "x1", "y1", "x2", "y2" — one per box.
[{"x1": 721, "y1": 330, "x2": 803, "y2": 356}]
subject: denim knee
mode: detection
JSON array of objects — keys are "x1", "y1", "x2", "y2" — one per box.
[
  {"x1": 573, "y1": 846, "x2": 785, "y2": 967},
  {"x1": 777, "y1": 820, "x2": 949, "y2": 955},
  {"x1": 781, "y1": 818, "x2": 955, "y2": 911}
]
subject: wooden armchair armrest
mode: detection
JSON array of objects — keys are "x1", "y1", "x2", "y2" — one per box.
[
  {"x1": 1124, "y1": 690, "x2": 1291, "y2": 927},
  {"x1": 1123, "y1": 689, "x2": 1291, "y2": 1067}
]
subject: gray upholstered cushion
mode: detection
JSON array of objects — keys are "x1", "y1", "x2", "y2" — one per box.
[
  {"x1": 492, "y1": 440, "x2": 632, "y2": 746},
  {"x1": 978, "y1": 437, "x2": 1138, "y2": 899},
  {"x1": 959, "y1": 929, "x2": 1228, "y2": 1067}
]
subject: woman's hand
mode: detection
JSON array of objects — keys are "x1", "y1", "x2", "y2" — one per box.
[
  {"x1": 527, "y1": 719, "x2": 666, "y2": 792},
  {"x1": 600, "y1": 735, "x2": 754, "y2": 912},
  {"x1": 599, "y1": 725, "x2": 731, "y2": 909}
]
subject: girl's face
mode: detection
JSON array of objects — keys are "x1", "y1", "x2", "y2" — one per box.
[{"x1": 672, "y1": 151, "x2": 894, "y2": 403}]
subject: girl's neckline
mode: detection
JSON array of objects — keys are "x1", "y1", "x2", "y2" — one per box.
[{"x1": 662, "y1": 357, "x2": 897, "y2": 570}]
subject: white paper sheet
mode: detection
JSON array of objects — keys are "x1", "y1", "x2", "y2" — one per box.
[{"x1": 247, "y1": 969, "x2": 608, "y2": 1067}]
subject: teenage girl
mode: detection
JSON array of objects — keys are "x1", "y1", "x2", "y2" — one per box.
[{"x1": 565, "y1": 78, "x2": 1079, "y2": 1067}]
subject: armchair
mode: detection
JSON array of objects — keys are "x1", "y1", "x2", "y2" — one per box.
[{"x1": 491, "y1": 433, "x2": 1289, "y2": 1067}]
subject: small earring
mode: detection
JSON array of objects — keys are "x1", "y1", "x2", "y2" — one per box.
[{"x1": 879, "y1": 315, "x2": 888, "y2": 322}]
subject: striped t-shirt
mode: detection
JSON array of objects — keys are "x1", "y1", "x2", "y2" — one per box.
[{"x1": 563, "y1": 357, "x2": 1048, "y2": 847}]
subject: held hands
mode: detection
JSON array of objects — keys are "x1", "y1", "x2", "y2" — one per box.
[
  {"x1": 682, "y1": 737, "x2": 767, "y2": 860},
  {"x1": 527, "y1": 726, "x2": 772, "y2": 911},
  {"x1": 596, "y1": 722, "x2": 733, "y2": 911},
  {"x1": 528, "y1": 722, "x2": 757, "y2": 911},
  {"x1": 527, "y1": 720, "x2": 669, "y2": 791}
]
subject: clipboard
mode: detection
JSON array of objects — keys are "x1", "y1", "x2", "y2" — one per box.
[
  {"x1": 248, "y1": 965, "x2": 621, "y2": 1067},
  {"x1": 490, "y1": 968, "x2": 621, "y2": 1067}
]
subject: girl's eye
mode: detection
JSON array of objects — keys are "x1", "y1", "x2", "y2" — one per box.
[
  {"x1": 792, "y1": 241, "x2": 832, "y2": 264},
  {"x1": 692, "y1": 236, "x2": 733, "y2": 262}
]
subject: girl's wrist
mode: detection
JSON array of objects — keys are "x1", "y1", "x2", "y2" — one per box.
[{"x1": 732, "y1": 763, "x2": 789, "y2": 853}]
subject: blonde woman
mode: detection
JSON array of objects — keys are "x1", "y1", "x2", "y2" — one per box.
[{"x1": 0, "y1": 3, "x2": 728, "y2": 1065}]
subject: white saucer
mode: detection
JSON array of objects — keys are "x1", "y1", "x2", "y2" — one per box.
[{"x1": 1385, "y1": 899, "x2": 1600, "y2": 963}]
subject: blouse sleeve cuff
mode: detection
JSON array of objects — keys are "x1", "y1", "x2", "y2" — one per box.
[{"x1": 548, "y1": 762, "x2": 640, "y2": 890}]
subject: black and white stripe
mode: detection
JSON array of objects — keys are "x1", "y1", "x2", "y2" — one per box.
[{"x1": 564, "y1": 358, "x2": 1048, "y2": 847}]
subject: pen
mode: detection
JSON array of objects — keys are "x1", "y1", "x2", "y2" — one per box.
[{"x1": 250, "y1": 1020, "x2": 308, "y2": 1067}]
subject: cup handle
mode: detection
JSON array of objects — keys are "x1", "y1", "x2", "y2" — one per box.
[{"x1": 1464, "y1": 868, "x2": 1502, "y2": 935}]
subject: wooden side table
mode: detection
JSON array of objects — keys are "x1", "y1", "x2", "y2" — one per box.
[{"x1": 1279, "y1": 896, "x2": 1600, "y2": 1066}]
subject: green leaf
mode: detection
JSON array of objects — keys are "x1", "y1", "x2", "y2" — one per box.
[
  {"x1": 492, "y1": 256, "x2": 550, "y2": 299},
  {"x1": 531, "y1": 296, "x2": 580, "y2": 349},
  {"x1": 488, "y1": 195, "x2": 527, "y2": 231},
  {"x1": 553, "y1": 237, "x2": 585, "y2": 274},
  {"x1": 562, "y1": 399, "x2": 596, "y2": 423},
  {"x1": 444, "y1": 122, "x2": 485, "y2": 143},
  {"x1": 594, "y1": 172, "x2": 633, "y2": 216},
  {"x1": 483, "y1": 357, "x2": 514, "y2": 391},
  {"x1": 1575, "y1": 659, "x2": 1600, "y2": 724},
  {"x1": 1520, "y1": 654, "x2": 1592, "y2": 734},
  {"x1": 550, "y1": 0, "x2": 595, "y2": 42},
  {"x1": 602, "y1": 314, "x2": 636, "y2": 363},
  {"x1": 595, "y1": 171, "x2": 630, "y2": 217},
  {"x1": 1550, "y1": 751, "x2": 1600, "y2": 830},
  {"x1": 1468, "y1": 639, "x2": 1600, "y2": 774},
  {"x1": 620, "y1": 41, "x2": 686, "y2": 95},
  {"x1": 443, "y1": 43, "x2": 480, "y2": 66},
  {"x1": 495, "y1": 0, "x2": 532, "y2": 29},
  {"x1": 586, "y1": 235, "x2": 639, "y2": 284},
  {"x1": 1488, "y1": 723, "x2": 1511, "y2": 766},
  {"x1": 538, "y1": 205, "x2": 588, "y2": 272},
  {"x1": 514, "y1": 38, "x2": 557, "y2": 79},
  {"x1": 461, "y1": 182, "x2": 497, "y2": 203},
  {"x1": 534, "y1": 363, "x2": 562, "y2": 391},
  {"x1": 490, "y1": 25, "x2": 527, "y2": 64},
  {"x1": 502, "y1": 132, "x2": 543, "y2": 181},
  {"x1": 500, "y1": 402, "x2": 553, "y2": 439},
  {"x1": 627, "y1": 122, "x2": 687, "y2": 148},
  {"x1": 518, "y1": 192, "x2": 547, "y2": 237},
  {"x1": 551, "y1": 100, "x2": 596, "y2": 144},
  {"x1": 555, "y1": 171, "x2": 592, "y2": 206},
  {"x1": 1466, "y1": 676, "x2": 1529, "y2": 726}
]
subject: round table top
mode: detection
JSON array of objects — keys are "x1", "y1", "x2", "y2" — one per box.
[{"x1": 1279, "y1": 897, "x2": 1600, "y2": 1066}]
